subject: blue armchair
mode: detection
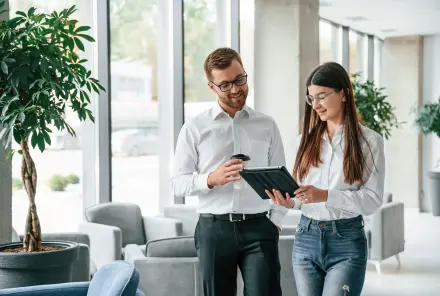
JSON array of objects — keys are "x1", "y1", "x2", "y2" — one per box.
[{"x1": 0, "y1": 261, "x2": 144, "y2": 296}]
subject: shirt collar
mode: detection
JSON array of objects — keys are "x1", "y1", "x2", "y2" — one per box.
[
  {"x1": 211, "y1": 103, "x2": 253, "y2": 120},
  {"x1": 322, "y1": 125, "x2": 345, "y2": 143}
]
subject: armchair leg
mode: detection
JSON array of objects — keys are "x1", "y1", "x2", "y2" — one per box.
[
  {"x1": 370, "y1": 260, "x2": 381, "y2": 274},
  {"x1": 395, "y1": 254, "x2": 401, "y2": 267}
]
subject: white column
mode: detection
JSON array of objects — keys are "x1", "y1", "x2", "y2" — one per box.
[
  {"x1": 254, "y1": 0, "x2": 319, "y2": 170},
  {"x1": 382, "y1": 36, "x2": 424, "y2": 208},
  {"x1": 0, "y1": 0, "x2": 12, "y2": 244}
]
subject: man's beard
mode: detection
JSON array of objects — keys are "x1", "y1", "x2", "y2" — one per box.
[{"x1": 224, "y1": 91, "x2": 247, "y2": 109}]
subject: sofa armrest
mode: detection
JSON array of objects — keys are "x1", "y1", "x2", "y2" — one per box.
[
  {"x1": 124, "y1": 244, "x2": 146, "y2": 263},
  {"x1": 369, "y1": 201, "x2": 405, "y2": 261},
  {"x1": 41, "y1": 232, "x2": 90, "y2": 246},
  {"x1": 78, "y1": 222, "x2": 122, "y2": 269},
  {"x1": 143, "y1": 216, "x2": 183, "y2": 241},
  {"x1": 131, "y1": 257, "x2": 201, "y2": 296},
  {"x1": 0, "y1": 282, "x2": 89, "y2": 296}
]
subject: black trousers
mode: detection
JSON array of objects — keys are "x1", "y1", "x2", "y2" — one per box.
[{"x1": 194, "y1": 214, "x2": 282, "y2": 296}]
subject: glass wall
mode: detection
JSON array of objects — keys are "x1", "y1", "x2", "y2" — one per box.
[
  {"x1": 9, "y1": 0, "x2": 85, "y2": 233},
  {"x1": 109, "y1": 0, "x2": 160, "y2": 216},
  {"x1": 183, "y1": 0, "x2": 220, "y2": 122},
  {"x1": 349, "y1": 29, "x2": 367, "y2": 79}
]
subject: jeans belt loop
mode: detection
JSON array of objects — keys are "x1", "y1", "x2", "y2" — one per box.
[
  {"x1": 305, "y1": 217, "x2": 312, "y2": 231},
  {"x1": 332, "y1": 221, "x2": 338, "y2": 234}
]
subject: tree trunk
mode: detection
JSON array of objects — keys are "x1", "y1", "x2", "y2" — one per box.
[{"x1": 20, "y1": 139, "x2": 42, "y2": 252}]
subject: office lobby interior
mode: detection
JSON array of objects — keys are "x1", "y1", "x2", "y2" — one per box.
[{"x1": 0, "y1": 0, "x2": 440, "y2": 295}]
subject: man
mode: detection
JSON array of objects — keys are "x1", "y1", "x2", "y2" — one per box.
[{"x1": 171, "y1": 47, "x2": 287, "y2": 296}]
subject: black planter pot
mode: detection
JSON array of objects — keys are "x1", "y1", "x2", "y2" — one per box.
[{"x1": 0, "y1": 241, "x2": 79, "y2": 289}]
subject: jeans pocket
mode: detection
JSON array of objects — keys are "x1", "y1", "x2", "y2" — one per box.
[{"x1": 295, "y1": 224, "x2": 305, "y2": 235}]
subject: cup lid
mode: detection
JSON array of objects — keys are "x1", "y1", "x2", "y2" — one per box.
[{"x1": 230, "y1": 154, "x2": 250, "y2": 161}]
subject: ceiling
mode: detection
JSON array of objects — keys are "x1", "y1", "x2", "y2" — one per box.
[{"x1": 319, "y1": 0, "x2": 440, "y2": 39}]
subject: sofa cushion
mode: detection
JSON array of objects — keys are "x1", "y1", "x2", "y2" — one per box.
[
  {"x1": 145, "y1": 236, "x2": 197, "y2": 258},
  {"x1": 85, "y1": 202, "x2": 146, "y2": 246},
  {"x1": 164, "y1": 205, "x2": 199, "y2": 236},
  {"x1": 87, "y1": 261, "x2": 140, "y2": 296}
]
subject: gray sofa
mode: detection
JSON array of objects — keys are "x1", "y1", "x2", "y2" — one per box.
[
  {"x1": 78, "y1": 202, "x2": 183, "y2": 270},
  {"x1": 11, "y1": 229, "x2": 91, "y2": 282},
  {"x1": 125, "y1": 205, "x2": 297, "y2": 296}
]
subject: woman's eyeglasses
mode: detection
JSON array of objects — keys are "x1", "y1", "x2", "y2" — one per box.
[{"x1": 305, "y1": 92, "x2": 334, "y2": 106}]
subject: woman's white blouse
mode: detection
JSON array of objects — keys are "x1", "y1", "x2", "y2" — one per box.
[{"x1": 292, "y1": 124, "x2": 385, "y2": 221}]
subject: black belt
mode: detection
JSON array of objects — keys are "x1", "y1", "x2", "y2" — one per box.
[{"x1": 199, "y1": 212, "x2": 268, "y2": 222}]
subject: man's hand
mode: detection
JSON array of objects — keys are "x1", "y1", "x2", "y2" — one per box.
[
  {"x1": 207, "y1": 159, "x2": 243, "y2": 188},
  {"x1": 265, "y1": 189, "x2": 295, "y2": 208},
  {"x1": 294, "y1": 185, "x2": 328, "y2": 204}
]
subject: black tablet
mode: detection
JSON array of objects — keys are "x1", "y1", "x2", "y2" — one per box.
[{"x1": 239, "y1": 166, "x2": 300, "y2": 200}]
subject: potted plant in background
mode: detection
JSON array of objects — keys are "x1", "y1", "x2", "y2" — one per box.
[
  {"x1": 0, "y1": 1, "x2": 104, "y2": 288},
  {"x1": 413, "y1": 98, "x2": 440, "y2": 216},
  {"x1": 351, "y1": 73, "x2": 403, "y2": 139}
]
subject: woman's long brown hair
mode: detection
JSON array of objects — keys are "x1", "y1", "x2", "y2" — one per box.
[{"x1": 293, "y1": 62, "x2": 372, "y2": 185}]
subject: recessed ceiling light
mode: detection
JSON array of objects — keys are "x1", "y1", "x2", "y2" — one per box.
[
  {"x1": 381, "y1": 29, "x2": 397, "y2": 33},
  {"x1": 346, "y1": 16, "x2": 367, "y2": 22}
]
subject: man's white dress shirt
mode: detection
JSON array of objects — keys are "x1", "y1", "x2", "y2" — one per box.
[
  {"x1": 171, "y1": 103, "x2": 288, "y2": 228},
  {"x1": 292, "y1": 124, "x2": 385, "y2": 221}
]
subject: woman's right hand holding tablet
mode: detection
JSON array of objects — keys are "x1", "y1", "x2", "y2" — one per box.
[{"x1": 265, "y1": 189, "x2": 295, "y2": 208}]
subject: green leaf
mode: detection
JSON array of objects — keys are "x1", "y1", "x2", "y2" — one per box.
[
  {"x1": 1, "y1": 61, "x2": 8, "y2": 74},
  {"x1": 0, "y1": 127, "x2": 8, "y2": 141},
  {"x1": 31, "y1": 132, "x2": 38, "y2": 149},
  {"x1": 0, "y1": 1, "x2": 5, "y2": 9},
  {"x1": 27, "y1": 7, "x2": 36, "y2": 17},
  {"x1": 74, "y1": 37, "x2": 85, "y2": 51},
  {"x1": 13, "y1": 129, "x2": 22, "y2": 143},
  {"x1": 16, "y1": 11, "x2": 27, "y2": 17},
  {"x1": 77, "y1": 34, "x2": 95, "y2": 42},
  {"x1": 75, "y1": 26, "x2": 91, "y2": 33},
  {"x1": 37, "y1": 133, "x2": 45, "y2": 152},
  {"x1": 43, "y1": 131, "x2": 51, "y2": 145},
  {"x1": 18, "y1": 112, "x2": 25, "y2": 122},
  {"x1": 4, "y1": 58, "x2": 15, "y2": 63}
]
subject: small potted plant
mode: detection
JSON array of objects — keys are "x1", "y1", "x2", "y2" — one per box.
[
  {"x1": 0, "y1": 2, "x2": 104, "y2": 288},
  {"x1": 413, "y1": 98, "x2": 440, "y2": 216}
]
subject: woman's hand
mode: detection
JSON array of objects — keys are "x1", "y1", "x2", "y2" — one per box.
[
  {"x1": 294, "y1": 185, "x2": 328, "y2": 204},
  {"x1": 265, "y1": 189, "x2": 294, "y2": 208}
]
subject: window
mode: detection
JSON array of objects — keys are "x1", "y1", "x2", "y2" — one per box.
[
  {"x1": 183, "y1": 0, "x2": 232, "y2": 121},
  {"x1": 109, "y1": 0, "x2": 160, "y2": 216},
  {"x1": 319, "y1": 20, "x2": 333, "y2": 64},
  {"x1": 349, "y1": 30, "x2": 367, "y2": 78},
  {"x1": 9, "y1": 0, "x2": 85, "y2": 233},
  {"x1": 374, "y1": 37, "x2": 383, "y2": 86}
]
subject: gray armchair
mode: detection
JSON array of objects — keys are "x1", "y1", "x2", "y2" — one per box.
[
  {"x1": 364, "y1": 193, "x2": 405, "y2": 274},
  {"x1": 12, "y1": 229, "x2": 91, "y2": 282},
  {"x1": 78, "y1": 202, "x2": 183, "y2": 270}
]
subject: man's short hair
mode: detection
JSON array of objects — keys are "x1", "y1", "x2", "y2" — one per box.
[{"x1": 204, "y1": 47, "x2": 244, "y2": 81}]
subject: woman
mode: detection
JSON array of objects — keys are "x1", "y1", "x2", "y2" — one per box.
[{"x1": 266, "y1": 62, "x2": 385, "y2": 296}]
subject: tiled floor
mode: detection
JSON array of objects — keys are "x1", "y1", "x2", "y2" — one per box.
[{"x1": 362, "y1": 209, "x2": 440, "y2": 296}]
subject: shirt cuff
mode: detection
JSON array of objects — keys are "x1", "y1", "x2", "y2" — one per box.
[
  {"x1": 326, "y1": 189, "x2": 342, "y2": 208},
  {"x1": 292, "y1": 197, "x2": 302, "y2": 210},
  {"x1": 195, "y1": 173, "x2": 212, "y2": 194}
]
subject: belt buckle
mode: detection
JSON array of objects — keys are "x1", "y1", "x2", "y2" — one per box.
[{"x1": 229, "y1": 213, "x2": 246, "y2": 222}]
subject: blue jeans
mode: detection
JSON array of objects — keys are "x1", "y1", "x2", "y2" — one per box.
[{"x1": 292, "y1": 214, "x2": 368, "y2": 296}]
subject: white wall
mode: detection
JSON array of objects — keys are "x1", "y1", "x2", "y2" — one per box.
[
  {"x1": 422, "y1": 35, "x2": 440, "y2": 212},
  {"x1": 382, "y1": 36, "x2": 423, "y2": 208}
]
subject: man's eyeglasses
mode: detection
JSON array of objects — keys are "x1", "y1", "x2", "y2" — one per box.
[
  {"x1": 305, "y1": 92, "x2": 334, "y2": 106},
  {"x1": 210, "y1": 74, "x2": 248, "y2": 92}
]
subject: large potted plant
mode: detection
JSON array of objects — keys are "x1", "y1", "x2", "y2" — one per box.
[
  {"x1": 413, "y1": 98, "x2": 440, "y2": 216},
  {"x1": 351, "y1": 73, "x2": 403, "y2": 139},
  {"x1": 0, "y1": 2, "x2": 104, "y2": 288}
]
